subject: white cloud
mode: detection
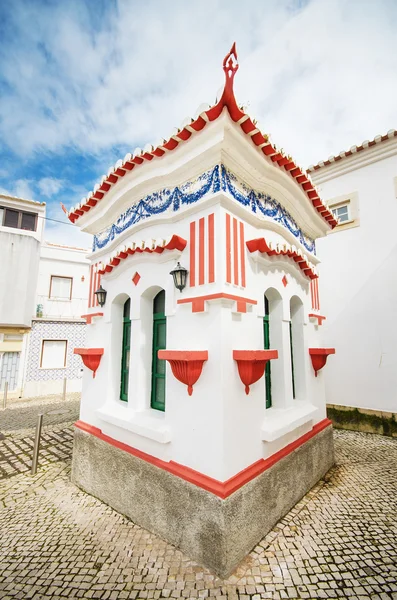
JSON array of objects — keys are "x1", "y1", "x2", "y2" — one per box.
[
  {"x1": 37, "y1": 177, "x2": 63, "y2": 197},
  {"x1": 43, "y1": 221, "x2": 92, "y2": 250},
  {"x1": 0, "y1": 179, "x2": 36, "y2": 201},
  {"x1": 0, "y1": 0, "x2": 396, "y2": 167}
]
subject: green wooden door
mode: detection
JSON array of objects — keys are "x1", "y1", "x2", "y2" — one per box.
[
  {"x1": 120, "y1": 299, "x2": 131, "y2": 401},
  {"x1": 289, "y1": 321, "x2": 296, "y2": 399},
  {"x1": 263, "y1": 295, "x2": 272, "y2": 409},
  {"x1": 151, "y1": 290, "x2": 166, "y2": 411}
]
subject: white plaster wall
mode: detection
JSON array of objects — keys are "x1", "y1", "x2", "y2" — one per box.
[
  {"x1": 315, "y1": 150, "x2": 397, "y2": 413},
  {"x1": 36, "y1": 243, "x2": 90, "y2": 319},
  {"x1": 79, "y1": 196, "x2": 327, "y2": 481},
  {"x1": 0, "y1": 232, "x2": 41, "y2": 328}
]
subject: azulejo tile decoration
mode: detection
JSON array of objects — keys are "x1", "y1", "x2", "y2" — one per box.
[
  {"x1": 26, "y1": 321, "x2": 86, "y2": 382},
  {"x1": 93, "y1": 164, "x2": 316, "y2": 254}
]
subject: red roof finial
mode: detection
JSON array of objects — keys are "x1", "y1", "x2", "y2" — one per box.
[
  {"x1": 206, "y1": 42, "x2": 244, "y2": 123},
  {"x1": 223, "y1": 42, "x2": 239, "y2": 84}
]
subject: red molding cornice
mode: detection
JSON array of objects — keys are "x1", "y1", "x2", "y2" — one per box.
[{"x1": 74, "y1": 418, "x2": 332, "y2": 499}]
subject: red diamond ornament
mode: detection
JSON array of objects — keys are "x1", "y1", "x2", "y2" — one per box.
[{"x1": 132, "y1": 272, "x2": 141, "y2": 286}]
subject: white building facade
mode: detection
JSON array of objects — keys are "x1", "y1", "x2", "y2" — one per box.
[
  {"x1": 309, "y1": 130, "x2": 397, "y2": 434},
  {"x1": 23, "y1": 242, "x2": 90, "y2": 398},
  {"x1": 70, "y1": 46, "x2": 336, "y2": 575},
  {"x1": 0, "y1": 194, "x2": 45, "y2": 396},
  {"x1": 0, "y1": 192, "x2": 90, "y2": 398}
]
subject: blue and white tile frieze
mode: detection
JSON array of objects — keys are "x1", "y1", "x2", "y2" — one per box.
[
  {"x1": 26, "y1": 321, "x2": 86, "y2": 382},
  {"x1": 93, "y1": 164, "x2": 316, "y2": 254}
]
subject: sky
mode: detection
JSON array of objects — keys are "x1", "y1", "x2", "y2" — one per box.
[{"x1": 0, "y1": 0, "x2": 396, "y2": 247}]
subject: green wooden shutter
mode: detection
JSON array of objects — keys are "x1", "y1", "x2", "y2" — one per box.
[
  {"x1": 120, "y1": 299, "x2": 131, "y2": 401},
  {"x1": 289, "y1": 321, "x2": 296, "y2": 399},
  {"x1": 263, "y1": 295, "x2": 272, "y2": 409},
  {"x1": 151, "y1": 291, "x2": 166, "y2": 411}
]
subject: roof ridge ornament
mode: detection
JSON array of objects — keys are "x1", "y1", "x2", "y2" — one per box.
[
  {"x1": 222, "y1": 42, "x2": 239, "y2": 94},
  {"x1": 206, "y1": 42, "x2": 244, "y2": 123}
]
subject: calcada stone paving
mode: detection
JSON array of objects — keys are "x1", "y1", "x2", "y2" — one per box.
[{"x1": 0, "y1": 429, "x2": 396, "y2": 599}]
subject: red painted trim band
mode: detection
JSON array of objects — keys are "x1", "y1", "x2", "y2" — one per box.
[
  {"x1": 226, "y1": 213, "x2": 231, "y2": 283},
  {"x1": 190, "y1": 221, "x2": 196, "y2": 288},
  {"x1": 239, "y1": 221, "x2": 246, "y2": 288},
  {"x1": 233, "y1": 217, "x2": 238, "y2": 285},
  {"x1": 75, "y1": 418, "x2": 332, "y2": 499},
  {"x1": 177, "y1": 292, "x2": 257, "y2": 313},
  {"x1": 208, "y1": 213, "x2": 215, "y2": 284},
  {"x1": 199, "y1": 217, "x2": 205, "y2": 285}
]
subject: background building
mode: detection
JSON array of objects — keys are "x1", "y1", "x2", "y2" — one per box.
[
  {"x1": 23, "y1": 241, "x2": 90, "y2": 397},
  {"x1": 0, "y1": 193, "x2": 46, "y2": 396},
  {"x1": 0, "y1": 192, "x2": 90, "y2": 399},
  {"x1": 309, "y1": 130, "x2": 397, "y2": 434}
]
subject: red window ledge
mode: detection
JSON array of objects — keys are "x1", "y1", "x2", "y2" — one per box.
[
  {"x1": 158, "y1": 351, "x2": 208, "y2": 396},
  {"x1": 308, "y1": 313, "x2": 326, "y2": 326},
  {"x1": 81, "y1": 313, "x2": 104, "y2": 325},
  {"x1": 233, "y1": 350, "x2": 278, "y2": 395},
  {"x1": 309, "y1": 348, "x2": 335, "y2": 377},
  {"x1": 74, "y1": 348, "x2": 104, "y2": 378}
]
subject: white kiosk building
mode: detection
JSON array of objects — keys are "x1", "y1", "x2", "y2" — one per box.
[{"x1": 70, "y1": 46, "x2": 336, "y2": 575}]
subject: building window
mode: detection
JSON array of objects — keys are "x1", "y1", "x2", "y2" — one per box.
[
  {"x1": 263, "y1": 294, "x2": 272, "y2": 409},
  {"x1": 0, "y1": 206, "x2": 37, "y2": 231},
  {"x1": 289, "y1": 296, "x2": 306, "y2": 401},
  {"x1": 40, "y1": 340, "x2": 67, "y2": 369},
  {"x1": 331, "y1": 203, "x2": 350, "y2": 224},
  {"x1": 120, "y1": 298, "x2": 131, "y2": 402},
  {"x1": 289, "y1": 321, "x2": 296, "y2": 399},
  {"x1": 49, "y1": 276, "x2": 73, "y2": 300},
  {"x1": 151, "y1": 290, "x2": 166, "y2": 412}
]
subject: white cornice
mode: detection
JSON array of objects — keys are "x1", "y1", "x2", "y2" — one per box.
[
  {"x1": 309, "y1": 136, "x2": 397, "y2": 185},
  {"x1": 77, "y1": 111, "x2": 329, "y2": 240}
]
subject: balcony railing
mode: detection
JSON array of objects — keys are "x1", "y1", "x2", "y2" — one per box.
[{"x1": 35, "y1": 295, "x2": 87, "y2": 320}]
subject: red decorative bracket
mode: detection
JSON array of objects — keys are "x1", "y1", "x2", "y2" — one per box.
[
  {"x1": 233, "y1": 350, "x2": 278, "y2": 395},
  {"x1": 74, "y1": 348, "x2": 104, "y2": 378},
  {"x1": 309, "y1": 348, "x2": 335, "y2": 377},
  {"x1": 308, "y1": 313, "x2": 326, "y2": 326},
  {"x1": 81, "y1": 313, "x2": 103, "y2": 325},
  {"x1": 158, "y1": 351, "x2": 208, "y2": 396}
]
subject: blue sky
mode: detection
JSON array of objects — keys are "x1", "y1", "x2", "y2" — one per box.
[{"x1": 0, "y1": 0, "x2": 396, "y2": 247}]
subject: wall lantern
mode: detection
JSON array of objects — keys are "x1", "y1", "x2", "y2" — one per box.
[
  {"x1": 170, "y1": 262, "x2": 188, "y2": 293},
  {"x1": 94, "y1": 285, "x2": 107, "y2": 307}
]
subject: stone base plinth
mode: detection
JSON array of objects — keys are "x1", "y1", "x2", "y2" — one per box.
[
  {"x1": 327, "y1": 403, "x2": 397, "y2": 437},
  {"x1": 71, "y1": 424, "x2": 334, "y2": 576}
]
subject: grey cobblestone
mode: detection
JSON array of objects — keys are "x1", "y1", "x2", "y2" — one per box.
[
  {"x1": 0, "y1": 392, "x2": 80, "y2": 432},
  {"x1": 0, "y1": 429, "x2": 396, "y2": 598}
]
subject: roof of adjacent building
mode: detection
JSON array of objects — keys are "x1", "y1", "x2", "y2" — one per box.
[
  {"x1": 67, "y1": 44, "x2": 337, "y2": 230},
  {"x1": 0, "y1": 192, "x2": 46, "y2": 207},
  {"x1": 43, "y1": 241, "x2": 90, "y2": 253},
  {"x1": 307, "y1": 129, "x2": 397, "y2": 173}
]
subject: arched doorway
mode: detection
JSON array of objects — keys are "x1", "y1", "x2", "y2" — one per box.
[{"x1": 151, "y1": 290, "x2": 167, "y2": 411}]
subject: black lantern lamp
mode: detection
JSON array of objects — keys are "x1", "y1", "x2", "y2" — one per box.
[
  {"x1": 170, "y1": 262, "x2": 188, "y2": 293},
  {"x1": 94, "y1": 285, "x2": 107, "y2": 307}
]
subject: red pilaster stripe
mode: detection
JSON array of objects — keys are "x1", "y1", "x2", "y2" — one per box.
[
  {"x1": 74, "y1": 418, "x2": 332, "y2": 499},
  {"x1": 190, "y1": 221, "x2": 196, "y2": 288},
  {"x1": 233, "y1": 217, "x2": 239, "y2": 285},
  {"x1": 199, "y1": 217, "x2": 205, "y2": 286},
  {"x1": 96, "y1": 273, "x2": 101, "y2": 307},
  {"x1": 310, "y1": 280, "x2": 315, "y2": 309},
  {"x1": 93, "y1": 266, "x2": 98, "y2": 307},
  {"x1": 239, "y1": 221, "x2": 246, "y2": 288},
  {"x1": 226, "y1": 213, "x2": 231, "y2": 283},
  {"x1": 208, "y1": 213, "x2": 215, "y2": 283},
  {"x1": 88, "y1": 264, "x2": 94, "y2": 308}
]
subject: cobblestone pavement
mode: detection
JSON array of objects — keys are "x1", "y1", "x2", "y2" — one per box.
[
  {"x1": 0, "y1": 393, "x2": 80, "y2": 432},
  {"x1": 0, "y1": 423, "x2": 74, "y2": 479},
  {"x1": 0, "y1": 429, "x2": 396, "y2": 599}
]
